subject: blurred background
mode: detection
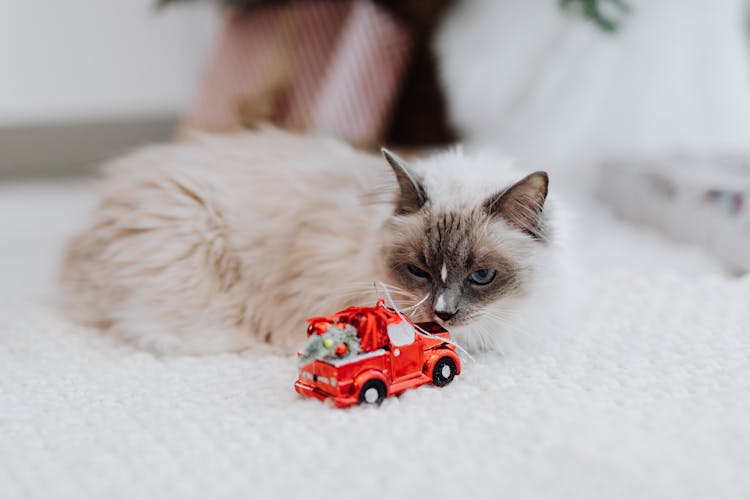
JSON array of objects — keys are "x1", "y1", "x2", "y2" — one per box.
[
  {"x1": 0, "y1": 0, "x2": 218, "y2": 177},
  {"x1": 1, "y1": 0, "x2": 749, "y2": 298},
  {"x1": 2, "y1": 5, "x2": 747, "y2": 497}
]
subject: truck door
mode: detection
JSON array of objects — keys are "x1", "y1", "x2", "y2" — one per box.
[{"x1": 387, "y1": 321, "x2": 422, "y2": 380}]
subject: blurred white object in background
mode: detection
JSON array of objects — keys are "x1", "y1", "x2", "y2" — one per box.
[
  {"x1": 435, "y1": 0, "x2": 750, "y2": 178},
  {"x1": 599, "y1": 154, "x2": 750, "y2": 272},
  {"x1": 0, "y1": 0, "x2": 219, "y2": 125}
]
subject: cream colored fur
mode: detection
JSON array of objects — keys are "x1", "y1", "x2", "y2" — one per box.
[{"x1": 61, "y1": 128, "x2": 570, "y2": 354}]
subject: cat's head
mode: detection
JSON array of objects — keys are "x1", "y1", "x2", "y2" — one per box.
[{"x1": 378, "y1": 148, "x2": 551, "y2": 334}]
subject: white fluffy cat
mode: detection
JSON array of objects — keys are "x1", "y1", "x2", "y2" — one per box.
[{"x1": 61, "y1": 127, "x2": 570, "y2": 354}]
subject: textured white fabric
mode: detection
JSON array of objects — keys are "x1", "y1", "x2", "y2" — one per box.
[{"x1": 1, "y1": 181, "x2": 748, "y2": 500}]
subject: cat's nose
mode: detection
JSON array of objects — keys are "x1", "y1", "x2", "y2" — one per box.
[{"x1": 435, "y1": 310, "x2": 457, "y2": 321}]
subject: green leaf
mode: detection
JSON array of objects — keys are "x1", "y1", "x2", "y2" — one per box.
[{"x1": 560, "y1": 0, "x2": 631, "y2": 33}]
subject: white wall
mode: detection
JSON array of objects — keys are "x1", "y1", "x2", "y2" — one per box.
[{"x1": 0, "y1": 0, "x2": 220, "y2": 126}]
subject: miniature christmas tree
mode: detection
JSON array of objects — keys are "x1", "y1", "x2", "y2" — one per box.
[{"x1": 298, "y1": 323, "x2": 361, "y2": 365}]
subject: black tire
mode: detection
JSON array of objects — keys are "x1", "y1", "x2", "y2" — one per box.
[
  {"x1": 358, "y1": 379, "x2": 387, "y2": 405},
  {"x1": 432, "y1": 357, "x2": 457, "y2": 387}
]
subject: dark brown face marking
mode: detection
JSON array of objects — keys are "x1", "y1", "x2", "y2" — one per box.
[
  {"x1": 384, "y1": 208, "x2": 524, "y2": 326},
  {"x1": 382, "y1": 148, "x2": 428, "y2": 215},
  {"x1": 484, "y1": 171, "x2": 549, "y2": 241},
  {"x1": 380, "y1": 163, "x2": 551, "y2": 327}
]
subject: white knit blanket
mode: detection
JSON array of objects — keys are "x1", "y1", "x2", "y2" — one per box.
[{"x1": 1, "y1": 182, "x2": 748, "y2": 500}]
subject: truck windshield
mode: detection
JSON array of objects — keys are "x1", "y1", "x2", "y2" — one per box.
[{"x1": 386, "y1": 321, "x2": 414, "y2": 346}]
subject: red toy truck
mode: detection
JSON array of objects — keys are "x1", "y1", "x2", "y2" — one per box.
[{"x1": 294, "y1": 300, "x2": 461, "y2": 407}]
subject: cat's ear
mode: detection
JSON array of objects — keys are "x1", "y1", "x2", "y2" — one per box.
[
  {"x1": 381, "y1": 147, "x2": 427, "y2": 215},
  {"x1": 484, "y1": 171, "x2": 549, "y2": 240}
]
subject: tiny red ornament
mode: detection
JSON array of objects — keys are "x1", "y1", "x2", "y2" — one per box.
[
  {"x1": 335, "y1": 343, "x2": 348, "y2": 356},
  {"x1": 295, "y1": 300, "x2": 461, "y2": 408}
]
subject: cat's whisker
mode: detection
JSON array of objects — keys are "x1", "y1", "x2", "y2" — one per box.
[
  {"x1": 321, "y1": 292, "x2": 416, "y2": 308},
  {"x1": 321, "y1": 283, "x2": 418, "y2": 301},
  {"x1": 483, "y1": 311, "x2": 534, "y2": 338},
  {"x1": 468, "y1": 322, "x2": 492, "y2": 351},
  {"x1": 483, "y1": 309, "x2": 515, "y2": 323},
  {"x1": 483, "y1": 315, "x2": 511, "y2": 327},
  {"x1": 341, "y1": 281, "x2": 419, "y2": 299}
]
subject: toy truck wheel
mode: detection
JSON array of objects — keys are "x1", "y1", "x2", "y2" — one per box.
[
  {"x1": 358, "y1": 379, "x2": 387, "y2": 405},
  {"x1": 432, "y1": 357, "x2": 457, "y2": 387}
]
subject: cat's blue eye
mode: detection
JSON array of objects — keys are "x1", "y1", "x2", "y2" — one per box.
[
  {"x1": 407, "y1": 264, "x2": 431, "y2": 280},
  {"x1": 469, "y1": 269, "x2": 496, "y2": 285}
]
